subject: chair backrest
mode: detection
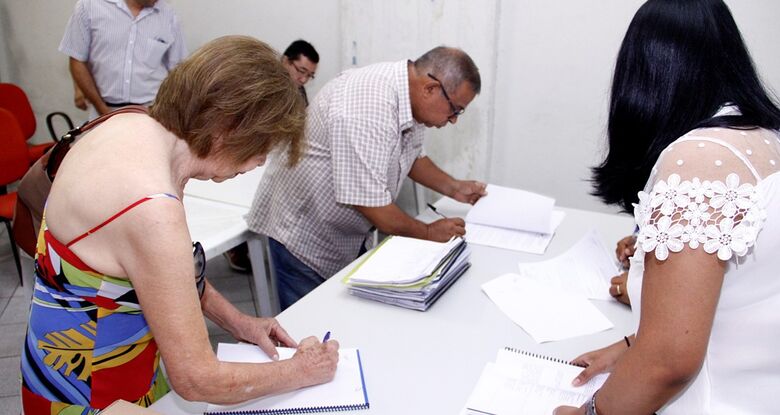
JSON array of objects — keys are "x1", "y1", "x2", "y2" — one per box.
[
  {"x1": 0, "y1": 83, "x2": 36, "y2": 140},
  {"x1": 0, "y1": 108, "x2": 30, "y2": 185}
]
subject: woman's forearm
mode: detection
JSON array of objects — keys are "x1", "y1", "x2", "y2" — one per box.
[
  {"x1": 170, "y1": 282, "x2": 312, "y2": 403},
  {"x1": 200, "y1": 280, "x2": 250, "y2": 338},
  {"x1": 173, "y1": 357, "x2": 308, "y2": 404},
  {"x1": 593, "y1": 339, "x2": 695, "y2": 414}
]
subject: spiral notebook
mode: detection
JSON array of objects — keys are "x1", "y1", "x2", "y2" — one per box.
[
  {"x1": 205, "y1": 343, "x2": 369, "y2": 415},
  {"x1": 462, "y1": 347, "x2": 607, "y2": 415}
]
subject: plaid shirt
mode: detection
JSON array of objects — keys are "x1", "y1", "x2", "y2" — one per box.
[{"x1": 247, "y1": 60, "x2": 425, "y2": 278}]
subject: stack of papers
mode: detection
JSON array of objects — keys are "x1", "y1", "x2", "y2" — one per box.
[
  {"x1": 464, "y1": 184, "x2": 565, "y2": 254},
  {"x1": 461, "y1": 348, "x2": 607, "y2": 415},
  {"x1": 344, "y1": 236, "x2": 470, "y2": 311}
]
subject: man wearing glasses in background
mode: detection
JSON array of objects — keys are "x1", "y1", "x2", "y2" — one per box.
[
  {"x1": 223, "y1": 39, "x2": 319, "y2": 273},
  {"x1": 246, "y1": 46, "x2": 487, "y2": 310},
  {"x1": 282, "y1": 40, "x2": 319, "y2": 106}
]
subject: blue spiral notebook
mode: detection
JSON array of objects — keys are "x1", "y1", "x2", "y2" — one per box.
[{"x1": 205, "y1": 343, "x2": 369, "y2": 414}]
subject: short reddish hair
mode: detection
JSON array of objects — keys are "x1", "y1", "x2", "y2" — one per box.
[{"x1": 150, "y1": 35, "x2": 305, "y2": 165}]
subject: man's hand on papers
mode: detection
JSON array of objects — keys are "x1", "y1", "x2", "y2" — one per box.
[
  {"x1": 450, "y1": 180, "x2": 488, "y2": 205},
  {"x1": 233, "y1": 316, "x2": 297, "y2": 361},
  {"x1": 292, "y1": 336, "x2": 340, "y2": 387},
  {"x1": 427, "y1": 217, "x2": 466, "y2": 241}
]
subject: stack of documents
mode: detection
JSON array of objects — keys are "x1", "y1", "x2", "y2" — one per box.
[
  {"x1": 343, "y1": 236, "x2": 470, "y2": 311},
  {"x1": 461, "y1": 347, "x2": 607, "y2": 415},
  {"x1": 464, "y1": 184, "x2": 565, "y2": 254}
]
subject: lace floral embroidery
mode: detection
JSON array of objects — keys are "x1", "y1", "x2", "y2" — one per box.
[{"x1": 634, "y1": 173, "x2": 765, "y2": 261}]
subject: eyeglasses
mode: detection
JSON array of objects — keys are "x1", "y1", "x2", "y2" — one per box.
[
  {"x1": 193, "y1": 241, "x2": 206, "y2": 298},
  {"x1": 291, "y1": 61, "x2": 316, "y2": 80},
  {"x1": 427, "y1": 73, "x2": 465, "y2": 118}
]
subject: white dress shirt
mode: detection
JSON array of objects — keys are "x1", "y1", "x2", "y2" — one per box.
[{"x1": 59, "y1": 0, "x2": 187, "y2": 105}]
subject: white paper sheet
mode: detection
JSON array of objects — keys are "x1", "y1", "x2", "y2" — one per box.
[
  {"x1": 465, "y1": 210, "x2": 566, "y2": 254},
  {"x1": 517, "y1": 228, "x2": 621, "y2": 300},
  {"x1": 481, "y1": 273, "x2": 613, "y2": 343},
  {"x1": 206, "y1": 344, "x2": 368, "y2": 413},
  {"x1": 466, "y1": 184, "x2": 556, "y2": 234}
]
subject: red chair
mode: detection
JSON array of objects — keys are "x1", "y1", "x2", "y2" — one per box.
[
  {"x1": 0, "y1": 107, "x2": 30, "y2": 285},
  {"x1": 0, "y1": 83, "x2": 73, "y2": 164}
]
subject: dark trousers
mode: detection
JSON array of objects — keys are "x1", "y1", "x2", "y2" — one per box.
[
  {"x1": 268, "y1": 238, "x2": 326, "y2": 311},
  {"x1": 269, "y1": 237, "x2": 369, "y2": 311}
]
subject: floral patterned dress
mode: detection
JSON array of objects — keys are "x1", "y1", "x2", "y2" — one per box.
[{"x1": 21, "y1": 194, "x2": 177, "y2": 414}]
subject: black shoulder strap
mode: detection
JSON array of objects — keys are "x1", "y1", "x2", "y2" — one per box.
[
  {"x1": 62, "y1": 105, "x2": 149, "y2": 143},
  {"x1": 46, "y1": 105, "x2": 149, "y2": 180}
]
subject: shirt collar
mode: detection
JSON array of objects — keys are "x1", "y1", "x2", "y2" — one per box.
[
  {"x1": 105, "y1": 0, "x2": 161, "y2": 16},
  {"x1": 396, "y1": 60, "x2": 415, "y2": 132}
]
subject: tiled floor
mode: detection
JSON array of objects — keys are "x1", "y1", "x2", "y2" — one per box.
[{"x1": 0, "y1": 228, "x2": 257, "y2": 415}]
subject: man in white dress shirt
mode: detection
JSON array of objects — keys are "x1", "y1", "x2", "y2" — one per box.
[{"x1": 60, "y1": 0, "x2": 187, "y2": 119}]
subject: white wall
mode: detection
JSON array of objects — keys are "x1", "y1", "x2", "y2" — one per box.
[
  {"x1": 0, "y1": 0, "x2": 340, "y2": 142},
  {"x1": 489, "y1": 0, "x2": 780, "y2": 213},
  {"x1": 490, "y1": 0, "x2": 642, "y2": 213},
  {"x1": 340, "y1": 0, "x2": 499, "y2": 209},
  {"x1": 170, "y1": 0, "x2": 340, "y2": 99},
  {"x1": 0, "y1": 1, "x2": 82, "y2": 134},
  {"x1": 3, "y1": 0, "x2": 780, "y2": 213}
]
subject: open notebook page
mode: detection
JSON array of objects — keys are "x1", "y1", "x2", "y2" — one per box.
[
  {"x1": 463, "y1": 351, "x2": 606, "y2": 415},
  {"x1": 205, "y1": 343, "x2": 368, "y2": 414},
  {"x1": 465, "y1": 210, "x2": 566, "y2": 254},
  {"x1": 466, "y1": 184, "x2": 555, "y2": 234}
]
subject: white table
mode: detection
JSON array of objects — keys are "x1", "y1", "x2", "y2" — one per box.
[
  {"x1": 183, "y1": 167, "x2": 280, "y2": 316},
  {"x1": 152, "y1": 199, "x2": 636, "y2": 414}
]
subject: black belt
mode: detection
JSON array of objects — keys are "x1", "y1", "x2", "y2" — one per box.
[{"x1": 105, "y1": 101, "x2": 145, "y2": 107}]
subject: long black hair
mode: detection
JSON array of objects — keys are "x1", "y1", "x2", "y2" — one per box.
[{"x1": 592, "y1": 0, "x2": 780, "y2": 212}]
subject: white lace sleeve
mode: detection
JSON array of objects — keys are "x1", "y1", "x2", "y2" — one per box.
[{"x1": 634, "y1": 129, "x2": 770, "y2": 261}]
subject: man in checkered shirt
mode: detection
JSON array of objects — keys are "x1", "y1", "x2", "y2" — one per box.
[{"x1": 247, "y1": 46, "x2": 486, "y2": 310}]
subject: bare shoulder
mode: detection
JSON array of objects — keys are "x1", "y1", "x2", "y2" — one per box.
[{"x1": 47, "y1": 113, "x2": 180, "y2": 247}]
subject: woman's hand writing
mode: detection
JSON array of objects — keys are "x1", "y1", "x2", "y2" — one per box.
[{"x1": 292, "y1": 336, "x2": 340, "y2": 387}]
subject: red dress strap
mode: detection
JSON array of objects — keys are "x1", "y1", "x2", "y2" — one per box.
[{"x1": 66, "y1": 193, "x2": 179, "y2": 247}]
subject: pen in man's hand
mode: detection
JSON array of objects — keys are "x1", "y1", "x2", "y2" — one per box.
[
  {"x1": 322, "y1": 331, "x2": 331, "y2": 343},
  {"x1": 426, "y1": 203, "x2": 447, "y2": 219}
]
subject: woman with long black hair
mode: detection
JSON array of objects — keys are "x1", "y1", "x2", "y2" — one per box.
[{"x1": 556, "y1": 0, "x2": 780, "y2": 413}]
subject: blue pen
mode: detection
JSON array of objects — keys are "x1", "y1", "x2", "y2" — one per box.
[{"x1": 322, "y1": 331, "x2": 331, "y2": 343}]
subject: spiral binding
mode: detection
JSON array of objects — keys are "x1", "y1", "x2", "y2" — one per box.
[
  {"x1": 205, "y1": 402, "x2": 369, "y2": 414},
  {"x1": 503, "y1": 347, "x2": 572, "y2": 366}
]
